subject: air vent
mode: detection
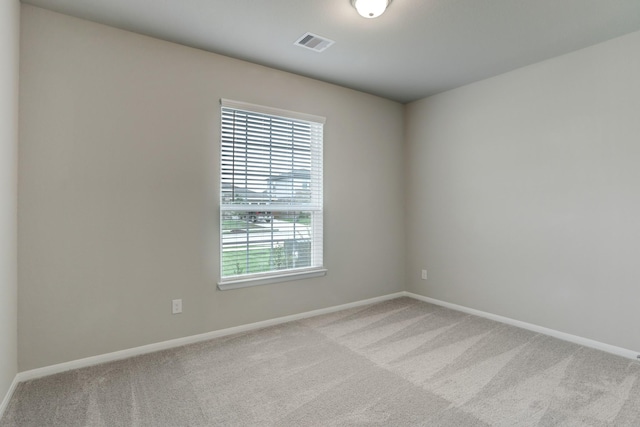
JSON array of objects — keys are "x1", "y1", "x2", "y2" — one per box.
[{"x1": 294, "y1": 32, "x2": 335, "y2": 53}]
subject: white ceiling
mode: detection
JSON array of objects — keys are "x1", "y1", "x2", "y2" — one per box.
[{"x1": 21, "y1": 0, "x2": 640, "y2": 103}]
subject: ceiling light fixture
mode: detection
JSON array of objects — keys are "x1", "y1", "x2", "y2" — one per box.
[{"x1": 351, "y1": 0, "x2": 392, "y2": 18}]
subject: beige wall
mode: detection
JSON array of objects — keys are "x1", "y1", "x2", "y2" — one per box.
[
  {"x1": 405, "y1": 30, "x2": 640, "y2": 352},
  {"x1": 18, "y1": 5, "x2": 405, "y2": 371},
  {"x1": 21, "y1": 2, "x2": 640, "y2": 374},
  {"x1": 0, "y1": 0, "x2": 19, "y2": 403}
]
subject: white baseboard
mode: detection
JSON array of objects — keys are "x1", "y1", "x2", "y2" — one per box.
[
  {"x1": 12, "y1": 290, "x2": 638, "y2": 390},
  {"x1": 0, "y1": 375, "x2": 19, "y2": 421},
  {"x1": 16, "y1": 292, "x2": 405, "y2": 383},
  {"x1": 402, "y1": 291, "x2": 640, "y2": 361}
]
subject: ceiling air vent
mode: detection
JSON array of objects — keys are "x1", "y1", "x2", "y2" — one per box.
[{"x1": 294, "y1": 32, "x2": 335, "y2": 53}]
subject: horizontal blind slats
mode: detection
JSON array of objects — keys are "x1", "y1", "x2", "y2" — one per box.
[{"x1": 220, "y1": 102, "x2": 323, "y2": 280}]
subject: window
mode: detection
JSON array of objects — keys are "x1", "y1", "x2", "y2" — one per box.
[{"x1": 218, "y1": 99, "x2": 325, "y2": 290}]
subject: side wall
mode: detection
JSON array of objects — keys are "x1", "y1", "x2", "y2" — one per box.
[
  {"x1": 405, "y1": 30, "x2": 640, "y2": 352},
  {"x1": 19, "y1": 5, "x2": 405, "y2": 371},
  {"x1": 0, "y1": 0, "x2": 19, "y2": 407}
]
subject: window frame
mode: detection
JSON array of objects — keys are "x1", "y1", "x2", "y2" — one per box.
[{"x1": 217, "y1": 99, "x2": 326, "y2": 290}]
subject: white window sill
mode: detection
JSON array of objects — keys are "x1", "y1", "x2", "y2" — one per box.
[{"x1": 217, "y1": 268, "x2": 327, "y2": 290}]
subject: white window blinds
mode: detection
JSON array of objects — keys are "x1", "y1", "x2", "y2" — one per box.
[{"x1": 220, "y1": 99, "x2": 324, "y2": 286}]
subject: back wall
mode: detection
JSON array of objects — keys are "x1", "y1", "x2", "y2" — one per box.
[{"x1": 19, "y1": 5, "x2": 405, "y2": 371}]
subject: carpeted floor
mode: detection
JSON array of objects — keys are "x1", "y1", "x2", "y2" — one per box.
[{"x1": 3, "y1": 297, "x2": 640, "y2": 426}]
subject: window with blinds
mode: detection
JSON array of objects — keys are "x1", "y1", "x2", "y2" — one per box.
[{"x1": 219, "y1": 99, "x2": 325, "y2": 289}]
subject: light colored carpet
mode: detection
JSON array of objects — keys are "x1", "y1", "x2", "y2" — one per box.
[{"x1": 3, "y1": 297, "x2": 640, "y2": 426}]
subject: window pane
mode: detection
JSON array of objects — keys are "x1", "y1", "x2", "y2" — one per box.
[
  {"x1": 220, "y1": 100, "x2": 323, "y2": 282},
  {"x1": 221, "y1": 211, "x2": 314, "y2": 277},
  {"x1": 221, "y1": 108, "x2": 322, "y2": 208}
]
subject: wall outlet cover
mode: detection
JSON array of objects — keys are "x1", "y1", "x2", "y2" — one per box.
[{"x1": 172, "y1": 299, "x2": 182, "y2": 314}]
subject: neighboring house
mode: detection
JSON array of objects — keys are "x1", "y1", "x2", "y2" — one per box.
[
  {"x1": 220, "y1": 184, "x2": 265, "y2": 204},
  {"x1": 266, "y1": 169, "x2": 310, "y2": 203},
  {"x1": 221, "y1": 184, "x2": 271, "y2": 222},
  {"x1": 222, "y1": 169, "x2": 311, "y2": 205},
  {"x1": 222, "y1": 169, "x2": 312, "y2": 224}
]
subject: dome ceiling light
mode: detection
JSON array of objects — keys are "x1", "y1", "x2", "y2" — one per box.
[{"x1": 351, "y1": 0, "x2": 392, "y2": 19}]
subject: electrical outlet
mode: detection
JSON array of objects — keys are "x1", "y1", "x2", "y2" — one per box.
[
  {"x1": 421, "y1": 269, "x2": 427, "y2": 280},
  {"x1": 172, "y1": 299, "x2": 182, "y2": 314}
]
